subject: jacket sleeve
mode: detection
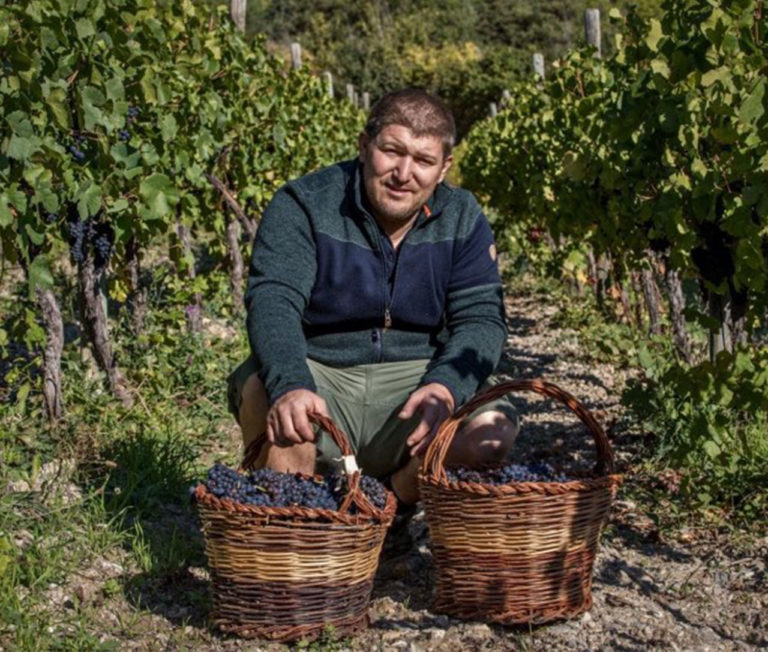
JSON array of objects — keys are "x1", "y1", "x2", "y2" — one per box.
[
  {"x1": 420, "y1": 210, "x2": 506, "y2": 408},
  {"x1": 245, "y1": 185, "x2": 318, "y2": 403}
]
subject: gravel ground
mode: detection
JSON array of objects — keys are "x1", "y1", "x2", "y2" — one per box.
[{"x1": 20, "y1": 291, "x2": 768, "y2": 651}]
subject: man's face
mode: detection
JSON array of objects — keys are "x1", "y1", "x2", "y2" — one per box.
[{"x1": 359, "y1": 124, "x2": 452, "y2": 229}]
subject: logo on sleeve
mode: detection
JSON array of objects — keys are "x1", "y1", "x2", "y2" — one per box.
[{"x1": 489, "y1": 243, "x2": 497, "y2": 262}]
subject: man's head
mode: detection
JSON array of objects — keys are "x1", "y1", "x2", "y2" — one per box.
[
  {"x1": 363, "y1": 88, "x2": 456, "y2": 159},
  {"x1": 359, "y1": 88, "x2": 455, "y2": 232}
]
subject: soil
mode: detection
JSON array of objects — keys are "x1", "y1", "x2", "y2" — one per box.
[{"x1": 29, "y1": 291, "x2": 768, "y2": 650}]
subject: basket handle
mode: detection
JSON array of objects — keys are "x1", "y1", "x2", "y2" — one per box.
[
  {"x1": 421, "y1": 378, "x2": 615, "y2": 483},
  {"x1": 240, "y1": 411, "x2": 379, "y2": 517}
]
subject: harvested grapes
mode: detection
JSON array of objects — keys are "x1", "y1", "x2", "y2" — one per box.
[
  {"x1": 446, "y1": 462, "x2": 570, "y2": 484},
  {"x1": 197, "y1": 463, "x2": 389, "y2": 511}
]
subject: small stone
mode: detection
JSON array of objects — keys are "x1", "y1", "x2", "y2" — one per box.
[
  {"x1": 382, "y1": 631, "x2": 404, "y2": 644},
  {"x1": 7, "y1": 480, "x2": 31, "y2": 493},
  {"x1": 94, "y1": 559, "x2": 124, "y2": 576},
  {"x1": 466, "y1": 623, "x2": 492, "y2": 637},
  {"x1": 434, "y1": 615, "x2": 451, "y2": 628},
  {"x1": 425, "y1": 628, "x2": 446, "y2": 642},
  {"x1": 13, "y1": 529, "x2": 34, "y2": 550},
  {"x1": 74, "y1": 585, "x2": 88, "y2": 604},
  {"x1": 390, "y1": 560, "x2": 411, "y2": 580}
]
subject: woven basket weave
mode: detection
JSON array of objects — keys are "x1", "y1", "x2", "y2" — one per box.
[
  {"x1": 194, "y1": 413, "x2": 396, "y2": 641},
  {"x1": 419, "y1": 379, "x2": 621, "y2": 625}
]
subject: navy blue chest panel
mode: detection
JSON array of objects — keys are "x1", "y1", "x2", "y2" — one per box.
[{"x1": 304, "y1": 231, "x2": 453, "y2": 332}]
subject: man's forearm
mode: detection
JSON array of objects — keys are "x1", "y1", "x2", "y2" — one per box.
[
  {"x1": 246, "y1": 289, "x2": 316, "y2": 403},
  {"x1": 420, "y1": 284, "x2": 506, "y2": 408},
  {"x1": 245, "y1": 185, "x2": 318, "y2": 403}
]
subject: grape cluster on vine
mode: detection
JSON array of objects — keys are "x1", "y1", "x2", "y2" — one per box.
[
  {"x1": 120, "y1": 105, "x2": 140, "y2": 142},
  {"x1": 197, "y1": 463, "x2": 389, "y2": 512},
  {"x1": 68, "y1": 131, "x2": 86, "y2": 162},
  {"x1": 446, "y1": 462, "x2": 570, "y2": 485},
  {"x1": 64, "y1": 208, "x2": 114, "y2": 270},
  {"x1": 66, "y1": 216, "x2": 86, "y2": 263}
]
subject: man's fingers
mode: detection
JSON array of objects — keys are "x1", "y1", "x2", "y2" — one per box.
[
  {"x1": 398, "y1": 394, "x2": 418, "y2": 419},
  {"x1": 406, "y1": 415, "x2": 432, "y2": 448},
  {"x1": 276, "y1": 408, "x2": 303, "y2": 445},
  {"x1": 412, "y1": 433, "x2": 434, "y2": 458},
  {"x1": 292, "y1": 408, "x2": 316, "y2": 443},
  {"x1": 311, "y1": 397, "x2": 329, "y2": 417}
]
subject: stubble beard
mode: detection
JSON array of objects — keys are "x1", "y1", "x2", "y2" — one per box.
[{"x1": 373, "y1": 187, "x2": 423, "y2": 226}]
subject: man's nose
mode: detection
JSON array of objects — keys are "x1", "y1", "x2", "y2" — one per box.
[{"x1": 393, "y1": 156, "x2": 413, "y2": 182}]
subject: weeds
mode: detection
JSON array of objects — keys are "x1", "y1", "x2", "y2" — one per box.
[{"x1": 0, "y1": 265, "x2": 246, "y2": 649}]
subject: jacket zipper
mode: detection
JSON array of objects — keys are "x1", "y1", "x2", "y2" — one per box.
[
  {"x1": 385, "y1": 217, "x2": 420, "y2": 330},
  {"x1": 369, "y1": 208, "x2": 426, "y2": 361}
]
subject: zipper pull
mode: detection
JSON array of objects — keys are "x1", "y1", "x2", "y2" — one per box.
[{"x1": 384, "y1": 308, "x2": 392, "y2": 329}]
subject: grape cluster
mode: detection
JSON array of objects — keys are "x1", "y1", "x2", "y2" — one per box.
[
  {"x1": 44, "y1": 212, "x2": 58, "y2": 224},
  {"x1": 446, "y1": 463, "x2": 570, "y2": 485},
  {"x1": 197, "y1": 463, "x2": 389, "y2": 511},
  {"x1": 92, "y1": 223, "x2": 113, "y2": 271},
  {"x1": 67, "y1": 216, "x2": 87, "y2": 263},
  {"x1": 65, "y1": 208, "x2": 114, "y2": 270},
  {"x1": 120, "y1": 105, "x2": 140, "y2": 142},
  {"x1": 69, "y1": 131, "x2": 87, "y2": 162},
  {"x1": 359, "y1": 475, "x2": 388, "y2": 509}
]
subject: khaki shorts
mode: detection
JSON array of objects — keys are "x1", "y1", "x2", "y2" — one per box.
[{"x1": 227, "y1": 357, "x2": 516, "y2": 478}]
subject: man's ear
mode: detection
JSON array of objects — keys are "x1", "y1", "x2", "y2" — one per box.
[
  {"x1": 358, "y1": 132, "x2": 369, "y2": 162},
  {"x1": 437, "y1": 154, "x2": 454, "y2": 184}
]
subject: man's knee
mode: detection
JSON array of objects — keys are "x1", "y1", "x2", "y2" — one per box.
[
  {"x1": 448, "y1": 410, "x2": 519, "y2": 467},
  {"x1": 234, "y1": 372, "x2": 269, "y2": 449}
]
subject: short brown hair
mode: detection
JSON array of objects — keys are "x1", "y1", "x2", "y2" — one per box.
[{"x1": 364, "y1": 88, "x2": 456, "y2": 158}]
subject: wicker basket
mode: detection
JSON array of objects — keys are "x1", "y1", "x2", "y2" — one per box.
[
  {"x1": 194, "y1": 413, "x2": 396, "y2": 641},
  {"x1": 419, "y1": 379, "x2": 621, "y2": 625}
]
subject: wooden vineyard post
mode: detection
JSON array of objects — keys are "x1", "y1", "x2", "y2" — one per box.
[
  {"x1": 35, "y1": 287, "x2": 64, "y2": 420},
  {"x1": 230, "y1": 0, "x2": 246, "y2": 33},
  {"x1": 324, "y1": 71, "x2": 334, "y2": 98},
  {"x1": 226, "y1": 209, "x2": 244, "y2": 316},
  {"x1": 362, "y1": 92, "x2": 370, "y2": 111},
  {"x1": 585, "y1": 8, "x2": 601, "y2": 57},
  {"x1": 532, "y1": 52, "x2": 545, "y2": 87},
  {"x1": 175, "y1": 206, "x2": 203, "y2": 333},
  {"x1": 346, "y1": 83, "x2": 355, "y2": 105},
  {"x1": 640, "y1": 264, "x2": 662, "y2": 336},
  {"x1": 291, "y1": 42, "x2": 302, "y2": 69},
  {"x1": 664, "y1": 263, "x2": 693, "y2": 364},
  {"x1": 489, "y1": 102, "x2": 498, "y2": 117}
]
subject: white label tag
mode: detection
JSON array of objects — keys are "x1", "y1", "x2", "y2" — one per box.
[{"x1": 342, "y1": 455, "x2": 359, "y2": 475}]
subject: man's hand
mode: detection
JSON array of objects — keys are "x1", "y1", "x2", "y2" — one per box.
[
  {"x1": 266, "y1": 389, "x2": 328, "y2": 447},
  {"x1": 400, "y1": 383, "x2": 455, "y2": 457}
]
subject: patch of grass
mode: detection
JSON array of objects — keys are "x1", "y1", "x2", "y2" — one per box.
[
  {"x1": 294, "y1": 625, "x2": 352, "y2": 651},
  {"x1": 0, "y1": 265, "x2": 248, "y2": 649},
  {"x1": 0, "y1": 488, "x2": 126, "y2": 651}
]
